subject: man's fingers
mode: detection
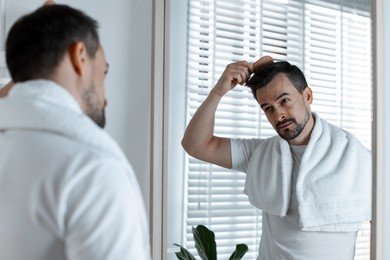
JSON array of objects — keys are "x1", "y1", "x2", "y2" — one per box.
[
  {"x1": 226, "y1": 62, "x2": 252, "y2": 84},
  {"x1": 230, "y1": 69, "x2": 248, "y2": 85},
  {"x1": 44, "y1": 0, "x2": 55, "y2": 6},
  {"x1": 233, "y1": 67, "x2": 251, "y2": 84},
  {"x1": 252, "y1": 56, "x2": 274, "y2": 72}
]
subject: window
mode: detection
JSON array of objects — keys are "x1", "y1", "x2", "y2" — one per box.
[{"x1": 167, "y1": 0, "x2": 371, "y2": 259}]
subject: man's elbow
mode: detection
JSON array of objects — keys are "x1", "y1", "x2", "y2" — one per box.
[
  {"x1": 181, "y1": 138, "x2": 193, "y2": 155},
  {"x1": 181, "y1": 138, "x2": 201, "y2": 158}
]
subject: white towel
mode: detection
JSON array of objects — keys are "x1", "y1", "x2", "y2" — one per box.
[{"x1": 244, "y1": 113, "x2": 371, "y2": 231}]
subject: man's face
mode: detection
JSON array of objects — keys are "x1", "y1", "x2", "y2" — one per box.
[
  {"x1": 256, "y1": 73, "x2": 312, "y2": 142},
  {"x1": 82, "y1": 46, "x2": 109, "y2": 128}
]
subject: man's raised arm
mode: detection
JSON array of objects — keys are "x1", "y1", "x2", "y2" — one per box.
[
  {"x1": 181, "y1": 56, "x2": 274, "y2": 169},
  {"x1": 181, "y1": 61, "x2": 253, "y2": 169}
]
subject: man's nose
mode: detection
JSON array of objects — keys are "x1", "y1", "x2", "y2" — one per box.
[{"x1": 275, "y1": 108, "x2": 286, "y2": 122}]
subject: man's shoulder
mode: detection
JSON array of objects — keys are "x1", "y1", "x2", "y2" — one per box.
[
  {"x1": 21, "y1": 129, "x2": 127, "y2": 171},
  {"x1": 319, "y1": 117, "x2": 371, "y2": 154},
  {"x1": 231, "y1": 136, "x2": 276, "y2": 153},
  {"x1": 322, "y1": 118, "x2": 360, "y2": 139}
]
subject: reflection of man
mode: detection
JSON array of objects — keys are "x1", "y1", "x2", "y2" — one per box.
[
  {"x1": 182, "y1": 57, "x2": 371, "y2": 259},
  {"x1": 0, "y1": 4, "x2": 150, "y2": 260}
]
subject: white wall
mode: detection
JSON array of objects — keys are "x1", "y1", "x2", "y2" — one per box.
[{"x1": 3, "y1": 0, "x2": 152, "y2": 217}]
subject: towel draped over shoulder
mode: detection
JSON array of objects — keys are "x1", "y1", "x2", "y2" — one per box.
[{"x1": 244, "y1": 113, "x2": 371, "y2": 231}]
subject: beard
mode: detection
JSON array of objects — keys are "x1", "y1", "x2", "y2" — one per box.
[
  {"x1": 276, "y1": 109, "x2": 311, "y2": 141},
  {"x1": 82, "y1": 84, "x2": 106, "y2": 129},
  {"x1": 88, "y1": 107, "x2": 106, "y2": 128}
]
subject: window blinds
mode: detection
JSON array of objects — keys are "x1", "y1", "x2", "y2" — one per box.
[{"x1": 185, "y1": 0, "x2": 371, "y2": 259}]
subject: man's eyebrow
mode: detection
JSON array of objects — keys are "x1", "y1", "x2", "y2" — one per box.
[
  {"x1": 260, "y1": 92, "x2": 290, "y2": 109},
  {"x1": 275, "y1": 92, "x2": 290, "y2": 101}
]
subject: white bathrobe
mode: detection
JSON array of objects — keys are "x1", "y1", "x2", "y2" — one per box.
[{"x1": 0, "y1": 80, "x2": 151, "y2": 260}]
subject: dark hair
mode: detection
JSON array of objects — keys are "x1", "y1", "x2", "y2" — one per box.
[
  {"x1": 247, "y1": 61, "x2": 308, "y2": 101},
  {"x1": 6, "y1": 4, "x2": 100, "y2": 82}
]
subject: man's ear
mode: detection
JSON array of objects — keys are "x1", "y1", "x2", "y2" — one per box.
[
  {"x1": 68, "y1": 42, "x2": 88, "y2": 76},
  {"x1": 303, "y1": 86, "x2": 313, "y2": 104}
]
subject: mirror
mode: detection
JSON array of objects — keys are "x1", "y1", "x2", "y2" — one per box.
[{"x1": 166, "y1": 0, "x2": 372, "y2": 259}]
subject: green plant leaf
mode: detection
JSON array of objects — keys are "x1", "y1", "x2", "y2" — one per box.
[
  {"x1": 228, "y1": 244, "x2": 249, "y2": 260},
  {"x1": 173, "y1": 243, "x2": 197, "y2": 260},
  {"x1": 192, "y1": 225, "x2": 217, "y2": 260}
]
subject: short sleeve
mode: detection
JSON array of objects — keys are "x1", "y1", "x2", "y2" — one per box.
[{"x1": 230, "y1": 138, "x2": 264, "y2": 173}]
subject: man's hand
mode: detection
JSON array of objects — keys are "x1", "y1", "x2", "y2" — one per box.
[
  {"x1": 182, "y1": 55, "x2": 275, "y2": 169},
  {"x1": 211, "y1": 56, "x2": 274, "y2": 98},
  {"x1": 212, "y1": 61, "x2": 253, "y2": 97}
]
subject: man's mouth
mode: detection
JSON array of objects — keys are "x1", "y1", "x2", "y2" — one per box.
[{"x1": 277, "y1": 120, "x2": 293, "y2": 130}]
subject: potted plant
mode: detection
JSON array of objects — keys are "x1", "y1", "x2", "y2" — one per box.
[{"x1": 174, "y1": 225, "x2": 249, "y2": 260}]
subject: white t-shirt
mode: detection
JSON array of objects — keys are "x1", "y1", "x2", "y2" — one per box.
[{"x1": 231, "y1": 138, "x2": 357, "y2": 260}]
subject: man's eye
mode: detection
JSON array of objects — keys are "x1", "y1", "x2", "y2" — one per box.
[{"x1": 281, "y1": 98, "x2": 289, "y2": 104}]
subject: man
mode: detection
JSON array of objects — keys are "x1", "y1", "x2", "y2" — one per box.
[
  {"x1": 0, "y1": 4, "x2": 150, "y2": 260},
  {"x1": 182, "y1": 57, "x2": 371, "y2": 259}
]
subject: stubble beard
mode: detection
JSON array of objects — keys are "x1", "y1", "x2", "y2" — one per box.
[
  {"x1": 276, "y1": 109, "x2": 311, "y2": 141},
  {"x1": 82, "y1": 84, "x2": 106, "y2": 129}
]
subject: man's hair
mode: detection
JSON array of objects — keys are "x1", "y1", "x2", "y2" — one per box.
[
  {"x1": 6, "y1": 4, "x2": 100, "y2": 82},
  {"x1": 247, "y1": 61, "x2": 308, "y2": 100}
]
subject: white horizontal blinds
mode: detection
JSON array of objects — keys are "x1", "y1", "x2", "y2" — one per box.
[
  {"x1": 304, "y1": 4, "x2": 343, "y2": 125},
  {"x1": 211, "y1": 2, "x2": 263, "y2": 258},
  {"x1": 286, "y1": 0, "x2": 305, "y2": 67},
  {"x1": 186, "y1": 1, "x2": 264, "y2": 259},
  {"x1": 261, "y1": 0, "x2": 288, "y2": 60},
  {"x1": 187, "y1": 0, "x2": 214, "y2": 102},
  {"x1": 340, "y1": 8, "x2": 372, "y2": 148},
  {"x1": 261, "y1": 0, "x2": 303, "y2": 65},
  {"x1": 304, "y1": 1, "x2": 372, "y2": 147},
  {"x1": 185, "y1": 0, "x2": 371, "y2": 259},
  {"x1": 355, "y1": 222, "x2": 371, "y2": 260},
  {"x1": 186, "y1": 164, "x2": 262, "y2": 259}
]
